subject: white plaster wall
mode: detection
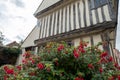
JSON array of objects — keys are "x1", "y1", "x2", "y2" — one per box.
[
  {"x1": 93, "y1": 34, "x2": 103, "y2": 50},
  {"x1": 83, "y1": 36, "x2": 91, "y2": 47},
  {"x1": 73, "y1": 38, "x2": 80, "y2": 47},
  {"x1": 16, "y1": 49, "x2": 25, "y2": 65},
  {"x1": 21, "y1": 26, "x2": 40, "y2": 48}
]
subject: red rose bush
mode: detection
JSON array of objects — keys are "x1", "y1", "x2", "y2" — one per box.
[{"x1": 0, "y1": 41, "x2": 120, "y2": 80}]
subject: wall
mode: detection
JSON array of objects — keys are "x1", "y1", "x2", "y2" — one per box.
[
  {"x1": 37, "y1": 0, "x2": 112, "y2": 39},
  {"x1": 21, "y1": 26, "x2": 39, "y2": 48}
]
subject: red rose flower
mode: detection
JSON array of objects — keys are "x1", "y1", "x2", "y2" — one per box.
[
  {"x1": 23, "y1": 52, "x2": 31, "y2": 58},
  {"x1": 16, "y1": 65, "x2": 22, "y2": 70},
  {"x1": 29, "y1": 57, "x2": 33, "y2": 60},
  {"x1": 115, "y1": 63, "x2": 120, "y2": 70},
  {"x1": 57, "y1": 44, "x2": 64, "y2": 52},
  {"x1": 6, "y1": 69, "x2": 14, "y2": 74},
  {"x1": 108, "y1": 56, "x2": 113, "y2": 62},
  {"x1": 73, "y1": 49, "x2": 80, "y2": 58},
  {"x1": 4, "y1": 75, "x2": 9, "y2": 80},
  {"x1": 99, "y1": 67, "x2": 103, "y2": 73},
  {"x1": 22, "y1": 59, "x2": 28, "y2": 64},
  {"x1": 37, "y1": 63, "x2": 44, "y2": 70},
  {"x1": 118, "y1": 75, "x2": 120, "y2": 80},
  {"x1": 29, "y1": 57, "x2": 35, "y2": 64},
  {"x1": 88, "y1": 64, "x2": 94, "y2": 69},
  {"x1": 100, "y1": 52, "x2": 108, "y2": 58},
  {"x1": 3, "y1": 66, "x2": 14, "y2": 75},
  {"x1": 3, "y1": 66, "x2": 9, "y2": 71},
  {"x1": 78, "y1": 42, "x2": 86, "y2": 53},
  {"x1": 79, "y1": 42, "x2": 84, "y2": 48},
  {"x1": 74, "y1": 77, "x2": 84, "y2": 80},
  {"x1": 31, "y1": 59, "x2": 35, "y2": 64},
  {"x1": 78, "y1": 47, "x2": 85, "y2": 53},
  {"x1": 114, "y1": 63, "x2": 119, "y2": 68},
  {"x1": 99, "y1": 57, "x2": 108, "y2": 63},
  {"x1": 118, "y1": 66, "x2": 120, "y2": 70}
]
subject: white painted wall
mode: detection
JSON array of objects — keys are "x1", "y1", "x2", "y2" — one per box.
[
  {"x1": 16, "y1": 49, "x2": 25, "y2": 65},
  {"x1": 83, "y1": 36, "x2": 91, "y2": 47},
  {"x1": 73, "y1": 38, "x2": 80, "y2": 47},
  {"x1": 21, "y1": 26, "x2": 40, "y2": 48},
  {"x1": 73, "y1": 34, "x2": 103, "y2": 49},
  {"x1": 93, "y1": 34, "x2": 103, "y2": 50}
]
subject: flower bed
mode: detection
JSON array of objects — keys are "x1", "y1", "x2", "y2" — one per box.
[{"x1": 0, "y1": 41, "x2": 120, "y2": 80}]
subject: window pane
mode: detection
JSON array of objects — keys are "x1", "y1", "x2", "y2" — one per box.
[
  {"x1": 90, "y1": 0, "x2": 95, "y2": 9},
  {"x1": 90, "y1": 0, "x2": 107, "y2": 9},
  {"x1": 100, "y1": 0, "x2": 107, "y2": 5},
  {"x1": 95, "y1": 0, "x2": 100, "y2": 7}
]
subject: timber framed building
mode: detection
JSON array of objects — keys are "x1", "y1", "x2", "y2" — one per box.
[{"x1": 20, "y1": 0, "x2": 119, "y2": 64}]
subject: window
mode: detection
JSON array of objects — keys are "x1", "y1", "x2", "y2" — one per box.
[
  {"x1": 66, "y1": 41, "x2": 74, "y2": 46},
  {"x1": 37, "y1": 20, "x2": 40, "y2": 27},
  {"x1": 90, "y1": 0, "x2": 108, "y2": 9},
  {"x1": 94, "y1": 0, "x2": 100, "y2": 8},
  {"x1": 100, "y1": 0, "x2": 107, "y2": 5},
  {"x1": 25, "y1": 46, "x2": 35, "y2": 54},
  {"x1": 90, "y1": 0, "x2": 95, "y2": 9}
]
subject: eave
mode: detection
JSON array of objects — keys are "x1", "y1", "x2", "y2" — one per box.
[{"x1": 34, "y1": 0, "x2": 63, "y2": 18}]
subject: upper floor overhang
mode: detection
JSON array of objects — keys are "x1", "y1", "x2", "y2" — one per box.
[
  {"x1": 35, "y1": 21, "x2": 116, "y2": 45},
  {"x1": 34, "y1": 0, "x2": 119, "y2": 45},
  {"x1": 34, "y1": 0, "x2": 119, "y2": 19}
]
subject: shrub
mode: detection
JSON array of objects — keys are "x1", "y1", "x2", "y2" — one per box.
[
  {"x1": 2, "y1": 47, "x2": 21, "y2": 57},
  {"x1": 0, "y1": 41, "x2": 120, "y2": 80},
  {"x1": 0, "y1": 47, "x2": 21, "y2": 66}
]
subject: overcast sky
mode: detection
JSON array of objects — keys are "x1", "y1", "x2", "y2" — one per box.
[
  {"x1": 0, "y1": 0, "x2": 42, "y2": 44},
  {"x1": 0, "y1": 0, "x2": 120, "y2": 50}
]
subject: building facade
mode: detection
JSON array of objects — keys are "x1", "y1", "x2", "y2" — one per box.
[
  {"x1": 18, "y1": 26, "x2": 39, "y2": 64},
  {"x1": 20, "y1": 0, "x2": 119, "y2": 64},
  {"x1": 21, "y1": 26, "x2": 39, "y2": 54},
  {"x1": 35, "y1": 0, "x2": 118, "y2": 56},
  {"x1": 6, "y1": 41, "x2": 20, "y2": 48}
]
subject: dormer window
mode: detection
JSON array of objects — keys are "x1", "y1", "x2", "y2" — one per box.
[{"x1": 90, "y1": 0, "x2": 108, "y2": 9}]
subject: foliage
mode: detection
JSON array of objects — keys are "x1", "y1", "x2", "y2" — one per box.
[
  {"x1": 2, "y1": 47, "x2": 21, "y2": 57},
  {"x1": 0, "y1": 31, "x2": 4, "y2": 45},
  {"x1": 0, "y1": 47, "x2": 21, "y2": 66},
  {"x1": 0, "y1": 41, "x2": 120, "y2": 80}
]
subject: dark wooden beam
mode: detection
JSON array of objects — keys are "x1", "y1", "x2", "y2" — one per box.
[{"x1": 35, "y1": 21, "x2": 116, "y2": 46}]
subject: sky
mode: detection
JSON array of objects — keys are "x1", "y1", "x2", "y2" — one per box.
[{"x1": 0, "y1": 0, "x2": 42, "y2": 44}]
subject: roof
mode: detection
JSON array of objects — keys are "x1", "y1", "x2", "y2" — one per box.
[
  {"x1": 21, "y1": 26, "x2": 40, "y2": 48},
  {"x1": 34, "y1": 0, "x2": 61, "y2": 15},
  {"x1": 6, "y1": 41, "x2": 20, "y2": 47}
]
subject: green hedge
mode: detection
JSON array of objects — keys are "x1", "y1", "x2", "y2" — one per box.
[{"x1": 0, "y1": 47, "x2": 21, "y2": 66}]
